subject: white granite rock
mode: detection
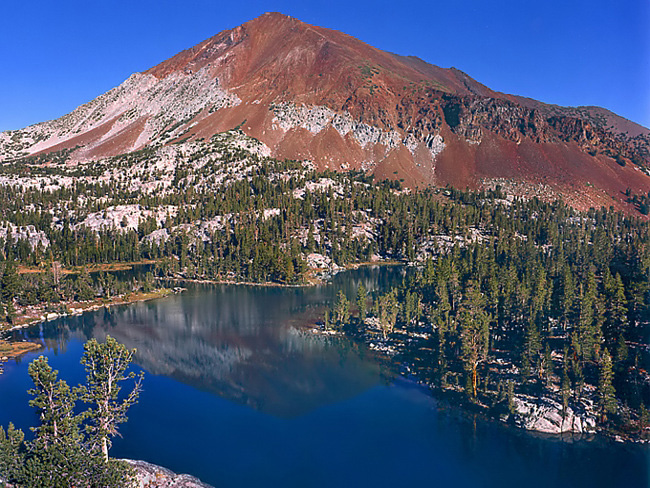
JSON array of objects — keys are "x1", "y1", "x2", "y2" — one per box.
[
  {"x1": 123, "y1": 459, "x2": 213, "y2": 488},
  {"x1": 512, "y1": 395, "x2": 597, "y2": 434}
]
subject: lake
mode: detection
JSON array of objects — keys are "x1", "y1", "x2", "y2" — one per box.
[{"x1": 0, "y1": 267, "x2": 647, "y2": 488}]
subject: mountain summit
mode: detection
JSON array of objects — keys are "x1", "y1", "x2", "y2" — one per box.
[{"x1": 2, "y1": 12, "x2": 649, "y2": 210}]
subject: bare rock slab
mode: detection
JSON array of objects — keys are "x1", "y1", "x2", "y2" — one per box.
[{"x1": 123, "y1": 459, "x2": 213, "y2": 488}]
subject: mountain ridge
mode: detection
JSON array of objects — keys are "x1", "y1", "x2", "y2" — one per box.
[{"x1": 1, "y1": 12, "x2": 649, "y2": 212}]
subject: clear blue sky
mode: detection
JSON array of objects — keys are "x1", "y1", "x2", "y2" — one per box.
[{"x1": 1, "y1": 0, "x2": 648, "y2": 131}]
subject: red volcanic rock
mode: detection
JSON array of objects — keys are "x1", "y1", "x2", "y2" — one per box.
[{"x1": 2, "y1": 12, "x2": 649, "y2": 211}]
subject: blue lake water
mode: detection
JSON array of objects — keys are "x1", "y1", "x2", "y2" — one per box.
[{"x1": 0, "y1": 267, "x2": 648, "y2": 487}]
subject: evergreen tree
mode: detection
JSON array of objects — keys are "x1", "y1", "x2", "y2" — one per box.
[
  {"x1": 458, "y1": 283, "x2": 490, "y2": 398},
  {"x1": 561, "y1": 367, "x2": 571, "y2": 420},
  {"x1": 0, "y1": 343, "x2": 139, "y2": 487},
  {"x1": 615, "y1": 334, "x2": 628, "y2": 363},
  {"x1": 0, "y1": 259, "x2": 20, "y2": 303},
  {"x1": 356, "y1": 284, "x2": 367, "y2": 322},
  {"x1": 542, "y1": 343, "x2": 553, "y2": 388},
  {"x1": 522, "y1": 319, "x2": 541, "y2": 380},
  {"x1": 80, "y1": 336, "x2": 144, "y2": 463},
  {"x1": 323, "y1": 309, "x2": 331, "y2": 330},
  {"x1": 74, "y1": 267, "x2": 95, "y2": 301},
  {"x1": 334, "y1": 290, "x2": 350, "y2": 327},
  {"x1": 378, "y1": 289, "x2": 399, "y2": 339},
  {"x1": 604, "y1": 272, "x2": 627, "y2": 350},
  {"x1": 402, "y1": 290, "x2": 420, "y2": 326},
  {"x1": 27, "y1": 357, "x2": 81, "y2": 449},
  {"x1": 598, "y1": 349, "x2": 617, "y2": 421},
  {"x1": 0, "y1": 423, "x2": 24, "y2": 481}
]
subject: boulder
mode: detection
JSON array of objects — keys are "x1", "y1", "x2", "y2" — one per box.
[{"x1": 512, "y1": 395, "x2": 597, "y2": 434}]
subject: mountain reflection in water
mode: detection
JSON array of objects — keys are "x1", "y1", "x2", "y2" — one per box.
[{"x1": 11, "y1": 267, "x2": 406, "y2": 417}]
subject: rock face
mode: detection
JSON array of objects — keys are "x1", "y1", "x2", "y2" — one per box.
[
  {"x1": 1, "y1": 12, "x2": 649, "y2": 211},
  {"x1": 0, "y1": 222, "x2": 49, "y2": 250},
  {"x1": 511, "y1": 395, "x2": 597, "y2": 434},
  {"x1": 124, "y1": 460, "x2": 213, "y2": 488},
  {"x1": 78, "y1": 205, "x2": 177, "y2": 232}
]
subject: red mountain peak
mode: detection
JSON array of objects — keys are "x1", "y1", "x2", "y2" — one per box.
[{"x1": 2, "y1": 14, "x2": 649, "y2": 213}]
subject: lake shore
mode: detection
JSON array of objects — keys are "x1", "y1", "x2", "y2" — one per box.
[
  {"x1": 160, "y1": 259, "x2": 405, "y2": 288},
  {"x1": 0, "y1": 287, "x2": 184, "y2": 335},
  {"x1": 309, "y1": 322, "x2": 650, "y2": 445},
  {"x1": 0, "y1": 339, "x2": 42, "y2": 361}
]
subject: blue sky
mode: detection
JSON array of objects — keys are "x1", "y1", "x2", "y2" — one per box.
[{"x1": 0, "y1": 0, "x2": 648, "y2": 131}]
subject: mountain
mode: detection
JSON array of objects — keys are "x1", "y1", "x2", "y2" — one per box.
[{"x1": 1, "y1": 12, "x2": 649, "y2": 211}]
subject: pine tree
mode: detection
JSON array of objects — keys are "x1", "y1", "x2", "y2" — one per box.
[
  {"x1": 80, "y1": 336, "x2": 143, "y2": 462},
  {"x1": 458, "y1": 283, "x2": 490, "y2": 398},
  {"x1": 640, "y1": 404, "x2": 649, "y2": 437},
  {"x1": 323, "y1": 309, "x2": 331, "y2": 330},
  {"x1": 604, "y1": 272, "x2": 627, "y2": 350},
  {"x1": 559, "y1": 265, "x2": 575, "y2": 332},
  {"x1": 598, "y1": 349, "x2": 617, "y2": 421},
  {"x1": 434, "y1": 279, "x2": 451, "y2": 331},
  {"x1": 403, "y1": 290, "x2": 420, "y2": 326},
  {"x1": 334, "y1": 290, "x2": 350, "y2": 326},
  {"x1": 615, "y1": 333, "x2": 628, "y2": 363},
  {"x1": 27, "y1": 357, "x2": 81, "y2": 449},
  {"x1": 4, "y1": 301, "x2": 15, "y2": 325},
  {"x1": 576, "y1": 273, "x2": 599, "y2": 361},
  {"x1": 356, "y1": 284, "x2": 367, "y2": 322},
  {"x1": 0, "y1": 423, "x2": 25, "y2": 481},
  {"x1": 378, "y1": 289, "x2": 399, "y2": 339},
  {"x1": 0, "y1": 259, "x2": 20, "y2": 304},
  {"x1": 570, "y1": 344, "x2": 585, "y2": 403},
  {"x1": 561, "y1": 367, "x2": 571, "y2": 420},
  {"x1": 542, "y1": 343, "x2": 553, "y2": 388},
  {"x1": 522, "y1": 319, "x2": 541, "y2": 380},
  {"x1": 0, "y1": 348, "x2": 138, "y2": 487},
  {"x1": 74, "y1": 267, "x2": 95, "y2": 301}
]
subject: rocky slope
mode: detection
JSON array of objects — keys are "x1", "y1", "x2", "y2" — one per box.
[{"x1": 1, "y1": 12, "x2": 649, "y2": 211}]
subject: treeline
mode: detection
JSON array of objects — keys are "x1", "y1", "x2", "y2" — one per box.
[{"x1": 0, "y1": 163, "x2": 649, "y2": 296}]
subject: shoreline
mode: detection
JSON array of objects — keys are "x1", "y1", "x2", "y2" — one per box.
[
  {"x1": 160, "y1": 259, "x2": 406, "y2": 288},
  {"x1": 0, "y1": 287, "x2": 184, "y2": 336},
  {"x1": 308, "y1": 324, "x2": 649, "y2": 445},
  {"x1": 2, "y1": 260, "x2": 404, "y2": 335},
  {"x1": 0, "y1": 339, "x2": 43, "y2": 362},
  {"x1": 160, "y1": 276, "x2": 315, "y2": 288}
]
